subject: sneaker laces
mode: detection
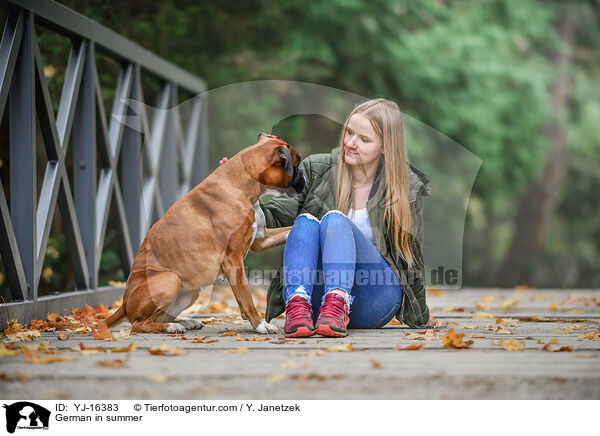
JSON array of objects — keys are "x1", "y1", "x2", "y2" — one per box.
[
  {"x1": 286, "y1": 297, "x2": 312, "y2": 319},
  {"x1": 320, "y1": 294, "x2": 348, "y2": 318}
]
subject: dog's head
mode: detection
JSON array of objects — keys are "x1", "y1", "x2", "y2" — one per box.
[{"x1": 255, "y1": 132, "x2": 305, "y2": 194}]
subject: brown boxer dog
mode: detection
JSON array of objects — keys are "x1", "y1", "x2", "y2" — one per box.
[{"x1": 104, "y1": 133, "x2": 304, "y2": 334}]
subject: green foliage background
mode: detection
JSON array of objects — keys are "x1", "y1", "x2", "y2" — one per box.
[{"x1": 1, "y1": 0, "x2": 598, "y2": 301}]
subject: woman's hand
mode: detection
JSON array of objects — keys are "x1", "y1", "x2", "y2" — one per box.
[
  {"x1": 219, "y1": 157, "x2": 229, "y2": 166},
  {"x1": 426, "y1": 315, "x2": 438, "y2": 327}
]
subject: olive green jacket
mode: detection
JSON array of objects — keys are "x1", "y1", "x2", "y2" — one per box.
[{"x1": 259, "y1": 147, "x2": 432, "y2": 328}]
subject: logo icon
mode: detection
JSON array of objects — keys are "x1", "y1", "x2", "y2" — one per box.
[{"x1": 3, "y1": 402, "x2": 51, "y2": 433}]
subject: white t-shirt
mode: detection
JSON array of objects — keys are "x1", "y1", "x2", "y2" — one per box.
[{"x1": 348, "y1": 207, "x2": 374, "y2": 245}]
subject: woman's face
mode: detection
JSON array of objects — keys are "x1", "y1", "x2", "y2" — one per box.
[{"x1": 343, "y1": 113, "x2": 383, "y2": 168}]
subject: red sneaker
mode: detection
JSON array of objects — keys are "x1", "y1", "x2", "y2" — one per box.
[
  {"x1": 284, "y1": 295, "x2": 315, "y2": 337},
  {"x1": 315, "y1": 293, "x2": 349, "y2": 337}
]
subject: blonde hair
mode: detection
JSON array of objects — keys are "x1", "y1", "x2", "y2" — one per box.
[{"x1": 335, "y1": 98, "x2": 416, "y2": 269}]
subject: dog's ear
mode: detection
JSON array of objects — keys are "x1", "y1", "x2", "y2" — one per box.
[
  {"x1": 257, "y1": 132, "x2": 269, "y2": 141},
  {"x1": 276, "y1": 146, "x2": 294, "y2": 176}
]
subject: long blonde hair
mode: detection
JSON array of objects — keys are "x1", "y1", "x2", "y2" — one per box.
[{"x1": 335, "y1": 98, "x2": 416, "y2": 269}]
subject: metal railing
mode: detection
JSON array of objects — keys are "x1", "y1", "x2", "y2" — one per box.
[{"x1": 0, "y1": 0, "x2": 207, "y2": 328}]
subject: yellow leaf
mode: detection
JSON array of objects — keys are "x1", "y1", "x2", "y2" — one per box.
[
  {"x1": 500, "y1": 300, "x2": 519, "y2": 309},
  {"x1": 264, "y1": 373, "x2": 286, "y2": 382},
  {"x1": 475, "y1": 302, "x2": 490, "y2": 311},
  {"x1": 404, "y1": 330, "x2": 439, "y2": 340},
  {"x1": 324, "y1": 343, "x2": 356, "y2": 352},
  {"x1": 113, "y1": 328, "x2": 132, "y2": 340},
  {"x1": 577, "y1": 331, "x2": 599, "y2": 340},
  {"x1": 474, "y1": 312, "x2": 495, "y2": 319},
  {"x1": 393, "y1": 343, "x2": 425, "y2": 350},
  {"x1": 492, "y1": 339, "x2": 525, "y2": 351},
  {"x1": 481, "y1": 296, "x2": 495, "y2": 303},
  {"x1": 0, "y1": 343, "x2": 21, "y2": 356},
  {"x1": 3, "y1": 319, "x2": 23, "y2": 335},
  {"x1": 370, "y1": 359, "x2": 382, "y2": 368},
  {"x1": 148, "y1": 374, "x2": 168, "y2": 383},
  {"x1": 441, "y1": 328, "x2": 474, "y2": 348},
  {"x1": 148, "y1": 344, "x2": 187, "y2": 356},
  {"x1": 22, "y1": 349, "x2": 76, "y2": 363},
  {"x1": 108, "y1": 342, "x2": 137, "y2": 353},
  {"x1": 221, "y1": 330, "x2": 239, "y2": 336},
  {"x1": 462, "y1": 324, "x2": 478, "y2": 329},
  {"x1": 224, "y1": 346, "x2": 248, "y2": 354}
]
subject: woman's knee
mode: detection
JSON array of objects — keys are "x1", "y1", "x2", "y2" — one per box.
[{"x1": 292, "y1": 213, "x2": 320, "y2": 232}]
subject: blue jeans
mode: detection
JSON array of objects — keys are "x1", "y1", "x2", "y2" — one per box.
[{"x1": 282, "y1": 210, "x2": 403, "y2": 329}]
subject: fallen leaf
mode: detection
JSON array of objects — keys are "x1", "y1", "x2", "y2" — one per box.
[
  {"x1": 441, "y1": 328, "x2": 473, "y2": 348},
  {"x1": 290, "y1": 372, "x2": 344, "y2": 381},
  {"x1": 57, "y1": 332, "x2": 71, "y2": 340},
  {"x1": 220, "y1": 330, "x2": 239, "y2": 336},
  {"x1": 514, "y1": 285, "x2": 530, "y2": 290},
  {"x1": 393, "y1": 343, "x2": 425, "y2": 350},
  {"x1": 2, "y1": 319, "x2": 24, "y2": 335},
  {"x1": 236, "y1": 335, "x2": 271, "y2": 341},
  {"x1": 475, "y1": 302, "x2": 491, "y2": 311},
  {"x1": 224, "y1": 346, "x2": 247, "y2": 354},
  {"x1": 495, "y1": 318, "x2": 520, "y2": 327},
  {"x1": 468, "y1": 334, "x2": 487, "y2": 338},
  {"x1": 78, "y1": 349, "x2": 100, "y2": 356},
  {"x1": 282, "y1": 360, "x2": 312, "y2": 368},
  {"x1": 0, "y1": 343, "x2": 21, "y2": 356},
  {"x1": 324, "y1": 343, "x2": 356, "y2": 352},
  {"x1": 370, "y1": 359, "x2": 382, "y2": 368},
  {"x1": 22, "y1": 349, "x2": 76, "y2": 364},
  {"x1": 493, "y1": 326, "x2": 513, "y2": 335},
  {"x1": 95, "y1": 355, "x2": 130, "y2": 368},
  {"x1": 501, "y1": 300, "x2": 519, "y2": 309},
  {"x1": 264, "y1": 373, "x2": 286, "y2": 382},
  {"x1": 548, "y1": 303, "x2": 558, "y2": 311},
  {"x1": 91, "y1": 321, "x2": 114, "y2": 341},
  {"x1": 108, "y1": 342, "x2": 138, "y2": 353},
  {"x1": 462, "y1": 324, "x2": 478, "y2": 329},
  {"x1": 474, "y1": 312, "x2": 495, "y2": 319},
  {"x1": 481, "y1": 296, "x2": 496, "y2": 303},
  {"x1": 4, "y1": 330, "x2": 41, "y2": 342},
  {"x1": 542, "y1": 338, "x2": 575, "y2": 352},
  {"x1": 577, "y1": 331, "x2": 599, "y2": 340},
  {"x1": 404, "y1": 330, "x2": 439, "y2": 340},
  {"x1": 148, "y1": 344, "x2": 187, "y2": 356},
  {"x1": 0, "y1": 372, "x2": 30, "y2": 381},
  {"x1": 492, "y1": 339, "x2": 525, "y2": 351},
  {"x1": 148, "y1": 374, "x2": 168, "y2": 383},
  {"x1": 387, "y1": 318, "x2": 404, "y2": 326},
  {"x1": 113, "y1": 328, "x2": 132, "y2": 340},
  {"x1": 426, "y1": 288, "x2": 444, "y2": 297}
]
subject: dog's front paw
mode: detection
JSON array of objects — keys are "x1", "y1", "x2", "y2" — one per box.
[
  {"x1": 177, "y1": 319, "x2": 204, "y2": 330},
  {"x1": 165, "y1": 323, "x2": 186, "y2": 333},
  {"x1": 255, "y1": 320, "x2": 278, "y2": 334}
]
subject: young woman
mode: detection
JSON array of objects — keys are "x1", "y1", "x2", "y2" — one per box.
[{"x1": 221, "y1": 98, "x2": 436, "y2": 337}]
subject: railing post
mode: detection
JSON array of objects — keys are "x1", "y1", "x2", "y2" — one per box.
[
  {"x1": 9, "y1": 10, "x2": 35, "y2": 300},
  {"x1": 72, "y1": 40, "x2": 97, "y2": 289}
]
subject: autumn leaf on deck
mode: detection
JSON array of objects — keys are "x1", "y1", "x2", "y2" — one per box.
[
  {"x1": 264, "y1": 373, "x2": 286, "y2": 382},
  {"x1": 95, "y1": 354, "x2": 130, "y2": 368},
  {"x1": 113, "y1": 328, "x2": 132, "y2": 340},
  {"x1": 577, "y1": 331, "x2": 599, "y2": 340},
  {"x1": 220, "y1": 330, "x2": 239, "y2": 336},
  {"x1": 468, "y1": 333, "x2": 487, "y2": 338},
  {"x1": 22, "y1": 349, "x2": 76, "y2": 364},
  {"x1": 0, "y1": 343, "x2": 21, "y2": 356},
  {"x1": 224, "y1": 346, "x2": 248, "y2": 354},
  {"x1": 441, "y1": 328, "x2": 473, "y2": 348},
  {"x1": 324, "y1": 343, "x2": 356, "y2": 352},
  {"x1": 475, "y1": 302, "x2": 491, "y2": 311},
  {"x1": 57, "y1": 332, "x2": 71, "y2": 340},
  {"x1": 108, "y1": 342, "x2": 137, "y2": 353},
  {"x1": 148, "y1": 344, "x2": 188, "y2": 356},
  {"x1": 236, "y1": 335, "x2": 271, "y2": 341},
  {"x1": 426, "y1": 288, "x2": 444, "y2": 297},
  {"x1": 462, "y1": 324, "x2": 478, "y2": 329},
  {"x1": 2, "y1": 319, "x2": 23, "y2": 335},
  {"x1": 91, "y1": 321, "x2": 115, "y2": 341},
  {"x1": 501, "y1": 300, "x2": 519, "y2": 309},
  {"x1": 481, "y1": 296, "x2": 495, "y2": 303},
  {"x1": 474, "y1": 312, "x2": 495, "y2": 319},
  {"x1": 442, "y1": 306, "x2": 464, "y2": 312},
  {"x1": 541, "y1": 338, "x2": 575, "y2": 352},
  {"x1": 370, "y1": 359, "x2": 382, "y2": 368},
  {"x1": 492, "y1": 339, "x2": 525, "y2": 351},
  {"x1": 496, "y1": 318, "x2": 520, "y2": 327},
  {"x1": 188, "y1": 336, "x2": 218, "y2": 343},
  {"x1": 404, "y1": 330, "x2": 439, "y2": 340},
  {"x1": 393, "y1": 343, "x2": 425, "y2": 350},
  {"x1": 4, "y1": 330, "x2": 41, "y2": 342}
]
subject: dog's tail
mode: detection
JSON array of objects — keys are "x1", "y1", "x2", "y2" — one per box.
[{"x1": 104, "y1": 304, "x2": 126, "y2": 329}]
